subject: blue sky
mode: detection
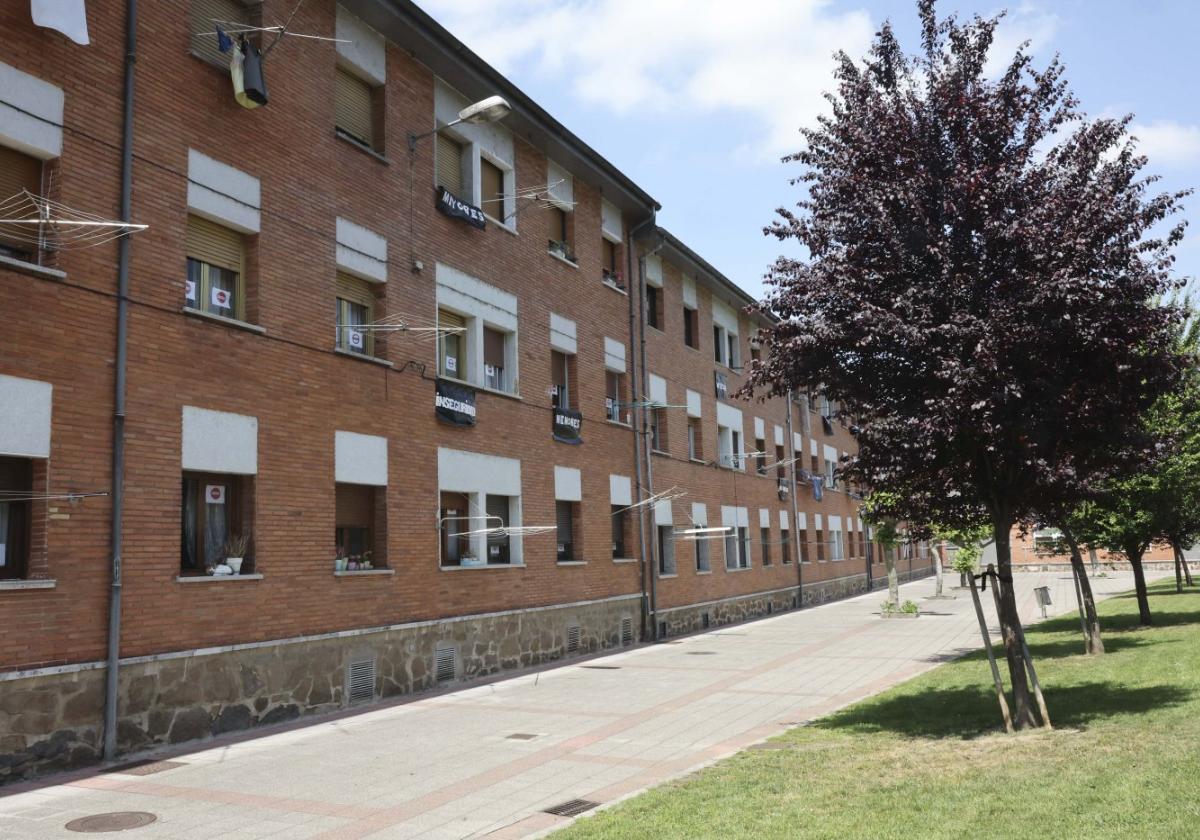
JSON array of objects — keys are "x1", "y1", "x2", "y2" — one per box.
[{"x1": 420, "y1": 0, "x2": 1198, "y2": 301}]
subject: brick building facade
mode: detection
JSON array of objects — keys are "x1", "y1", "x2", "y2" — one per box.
[{"x1": 0, "y1": 0, "x2": 932, "y2": 780}]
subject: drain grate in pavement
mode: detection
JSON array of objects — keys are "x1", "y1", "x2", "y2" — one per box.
[
  {"x1": 103, "y1": 760, "x2": 186, "y2": 776},
  {"x1": 507, "y1": 733, "x2": 539, "y2": 740},
  {"x1": 66, "y1": 812, "x2": 157, "y2": 832},
  {"x1": 544, "y1": 799, "x2": 601, "y2": 818},
  {"x1": 580, "y1": 665, "x2": 620, "y2": 670},
  {"x1": 686, "y1": 651, "x2": 717, "y2": 656}
]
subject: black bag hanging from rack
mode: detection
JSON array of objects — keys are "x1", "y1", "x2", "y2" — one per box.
[{"x1": 239, "y1": 37, "x2": 269, "y2": 107}]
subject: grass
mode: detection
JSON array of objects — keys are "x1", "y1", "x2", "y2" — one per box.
[{"x1": 559, "y1": 581, "x2": 1200, "y2": 840}]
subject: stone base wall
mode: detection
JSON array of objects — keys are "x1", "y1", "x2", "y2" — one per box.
[
  {"x1": 658, "y1": 587, "x2": 801, "y2": 637},
  {"x1": 0, "y1": 595, "x2": 640, "y2": 784},
  {"x1": 1011, "y1": 560, "x2": 1199, "y2": 574}
]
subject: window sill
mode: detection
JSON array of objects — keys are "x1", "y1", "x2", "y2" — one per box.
[
  {"x1": 725, "y1": 566, "x2": 753, "y2": 573},
  {"x1": 0, "y1": 254, "x2": 66, "y2": 282},
  {"x1": 176, "y1": 573, "x2": 264, "y2": 583},
  {"x1": 335, "y1": 129, "x2": 390, "y2": 164},
  {"x1": 477, "y1": 384, "x2": 522, "y2": 402},
  {"x1": 548, "y1": 250, "x2": 579, "y2": 269},
  {"x1": 658, "y1": 573, "x2": 677, "y2": 579},
  {"x1": 689, "y1": 457, "x2": 707, "y2": 465},
  {"x1": 696, "y1": 570, "x2": 712, "y2": 576},
  {"x1": 556, "y1": 560, "x2": 587, "y2": 566},
  {"x1": 651, "y1": 448, "x2": 671, "y2": 458},
  {"x1": 602, "y1": 279, "x2": 629, "y2": 296},
  {"x1": 0, "y1": 579, "x2": 56, "y2": 591},
  {"x1": 441, "y1": 563, "x2": 526, "y2": 571},
  {"x1": 334, "y1": 568, "x2": 394, "y2": 577},
  {"x1": 612, "y1": 557, "x2": 637, "y2": 564},
  {"x1": 484, "y1": 215, "x2": 518, "y2": 236},
  {"x1": 182, "y1": 307, "x2": 266, "y2": 335},
  {"x1": 646, "y1": 324, "x2": 665, "y2": 336},
  {"x1": 335, "y1": 347, "x2": 393, "y2": 367}
]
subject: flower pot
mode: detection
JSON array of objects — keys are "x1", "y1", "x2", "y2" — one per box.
[{"x1": 226, "y1": 557, "x2": 243, "y2": 574}]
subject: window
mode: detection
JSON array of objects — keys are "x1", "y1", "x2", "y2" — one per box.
[
  {"x1": 185, "y1": 215, "x2": 245, "y2": 320},
  {"x1": 761, "y1": 526, "x2": 772, "y2": 566},
  {"x1": 755, "y1": 437, "x2": 767, "y2": 475},
  {"x1": 775, "y1": 445, "x2": 786, "y2": 479},
  {"x1": 717, "y1": 424, "x2": 734, "y2": 468},
  {"x1": 611, "y1": 505, "x2": 628, "y2": 559},
  {"x1": 831, "y1": 528, "x2": 845, "y2": 561},
  {"x1": 732, "y1": 430, "x2": 742, "y2": 470},
  {"x1": 336, "y1": 273, "x2": 376, "y2": 356},
  {"x1": 480, "y1": 157, "x2": 505, "y2": 222},
  {"x1": 650, "y1": 408, "x2": 668, "y2": 453},
  {"x1": 687, "y1": 418, "x2": 702, "y2": 461},
  {"x1": 483, "y1": 326, "x2": 509, "y2": 391},
  {"x1": 647, "y1": 285, "x2": 663, "y2": 330},
  {"x1": 825, "y1": 454, "x2": 837, "y2": 488},
  {"x1": 727, "y1": 332, "x2": 740, "y2": 369},
  {"x1": 439, "y1": 491, "x2": 470, "y2": 565},
  {"x1": 181, "y1": 472, "x2": 252, "y2": 574},
  {"x1": 484, "y1": 495, "x2": 514, "y2": 564},
  {"x1": 335, "y1": 483, "x2": 384, "y2": 568},
  {"x1": 437, "y1": 309, "x2": 465, "y2": 379},
  {"x1": 658, "y1": 525, "x2": 676, "y2": 576},
  {"x1": 696, "y1": 533, "x2": 711, "y2": 572},
  {"x1": 606, "y1": 370, "x2": 628, "y2": 424},
  {"x1": 190, "y1": 0, "x2": 255, "y2": 66},
  {"x1": 0, "y1": 146, "x2": 43, "y2": 263},
  {"x1": 799, "y1": 528, "x2": 810, "y2": 563},
  {"x1": 781, "y1": 528, "x2": 792, "y2": 565},
  {"x1": 556, "y1": 500, "x2": 579, "y2": 562},
  {"x1": 0, "y1": 457, "x2": 32, "y2": 580},
  {"x1": 548, "y1": 206, "x2": 575, "y2": 262},
  {"x1": 602, "y1": 238, "x2": 621, "y2": 287},
  {"x1": 335, "y1": 66, "x2": 380, "y2": 152},
  {"x1": 724, "y1": 528, "x2": 738, "y2": 570},
  {"x1": 551, "y1": 350, "x2": 575, "y2": 410},
  {"x1": 740, "y1": 527, "x2": 752, "y2": 569},
  {"x1": 713, "y1": 324, "x2": 725, "y2": 365},
  {"x1": 815, "y1": 528, "x2": 825, "y2": 562},
  {"x1": 435, "y1": 132, "x2": 465, "y2": 197}
]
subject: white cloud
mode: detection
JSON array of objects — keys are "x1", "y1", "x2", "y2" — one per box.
[
  {"x1": 984, "y1": 2, "x2": 1060, "y2": 77},
  {"x1": 1130, "y1": 120, "x2": 1200, "y2": 169},
  {"x1": 417, "y1": 0, "x2": 874, "y2": 158}
]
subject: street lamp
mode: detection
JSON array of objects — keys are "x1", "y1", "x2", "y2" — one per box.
[{"x1": 408, "y1": 95, "x2": 511, "y2": 152}]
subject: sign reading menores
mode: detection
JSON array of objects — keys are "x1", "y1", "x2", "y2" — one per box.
[
  {"x1": 436, "y1": 186, "x2": 486, "y2": 230},
  {"x1": 552, "y1": 407, "x2": 583, "y2": 445},
  {"x1": 435, "y1": 379, "x2": 477, "y2": 426}
]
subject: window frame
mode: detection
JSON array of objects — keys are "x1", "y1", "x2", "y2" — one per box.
[{"x1": 180, "y1": 471, "x2": 250, "y2": 575}]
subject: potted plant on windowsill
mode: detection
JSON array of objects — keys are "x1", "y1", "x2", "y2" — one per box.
[
  {"x1": 223, "y1": 534, "x2": 251, "y2": 575},
  {"x1": 548, "y1": 239, "x2": 577, "y2": 264}
]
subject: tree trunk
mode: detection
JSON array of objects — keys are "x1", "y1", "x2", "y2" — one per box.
[
  {"x1": 886, "y1": 548, "x2": 899, "y2": 607},
  {"x1": 1063, "y1": 528, "x2": 1104, "y2": 654},
  {"x1": 1128, "y1": 547, "x2": 1153, "y2": 626},
  {"x1": 1174, "y1": 541, "x2": 1184, "y2": 594},
  {"x1": 933, "y1": 540, "x2": 944, "y2": 597},
  {"x1": 993, "y1": 522, "x2": 1038, "y2": 729},
  {"x1": 1176, "y1": 540, "x2": 1195, "y2": 587}
]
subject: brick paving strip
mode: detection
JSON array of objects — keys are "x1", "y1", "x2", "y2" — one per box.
[{"x1": 0, "y1": 571, "x2": 1161, "y2": 840}]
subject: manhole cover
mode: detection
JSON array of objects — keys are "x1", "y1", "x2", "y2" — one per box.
[
  {"x1": 104, "y1": 759, "x2": 186, "y2": 776},
  {"x1": 686, "y1": 651, "x2": 717, "y2": 656},
  {"x1": 507, "y1": 733, "x2": 539, "y2": 740},
  {"x1": 66, "y1": 812, "x2": 157, "y2": 833},
  {"x1": 544, "y1": 798, "x2": 600, "y2": 817}
]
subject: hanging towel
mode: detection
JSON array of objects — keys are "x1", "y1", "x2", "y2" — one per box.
[
  {"x1": 811, "y1": 475, "x2": 824, "y2": 501},
  {"x1": 31, "y1": 0, "x2": 89, "y2": 45}
]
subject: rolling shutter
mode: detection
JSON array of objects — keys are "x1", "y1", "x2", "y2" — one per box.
[
  {"x1": 190, "y1": 0, "x2": 250, "y2": 66},
  {"x1": 186, "y1": 215, "x2": 243, "y2": 272},
  {"x1": 436, "y1": 133, "x2": 464, "y2": 197},
  {"x1": 335, "y1": 67, "x2": 374, "y2": 148},
  {"x1": 0, "y1": 146, "x2": 42, "y2": 252},
  {"x1": 480, "y1": 158, "x2": 504, "y2": 218},
  {"x1": 336, "y1": 272, "x2": 375, "y2": 308}
]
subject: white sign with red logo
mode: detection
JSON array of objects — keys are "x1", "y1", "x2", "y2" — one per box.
[
  {"x1": 205, "y1": 484, "x2": 226, "y2": 505},
  {"x1": 211, "y1": 287, "x2": 231, "y2": 309},
  {"x1": 185, "y1": 279, "x2": 197, "y2": 302}
]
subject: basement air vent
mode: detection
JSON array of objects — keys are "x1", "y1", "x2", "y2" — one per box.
[
  {"x1": 658, "y1": 620, "x2": 667, "y2": 640},
  {"x1": 701, "y1": 612, "x2": 711, "y2": 629},
  {"x1": 620, "y1": 616, "x2": 633, "y2": 647},
  {"x1": 346, "y1": 657, "x2": 376, "y2": 705},
  {"x1": 767, "y1": 602, "x2": 774, "y2": 615},
  {"x1": 566, "y1": 623, "x2": 581, "y2": 654},
  {"x1": 435, "y1": 644, "x2": 456, "y2": 684}
]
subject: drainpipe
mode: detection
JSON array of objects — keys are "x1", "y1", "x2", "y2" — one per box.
[
  {"x1": 636, "y1": 239, "x2": 665, "y2": 640},
  {"x1": 103, "y1": 0, "x2": 137, "y2": 763},
  {"x1": 626, "y1": 213, "x2": 656, "y2": 642},
  {"x1": 785, "y1": 391, "x2": 803, "y2": 604}
]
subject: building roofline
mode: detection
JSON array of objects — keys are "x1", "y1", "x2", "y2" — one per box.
[{"x1": 655, "y1": 226, "x2": 765, "y2": 317}]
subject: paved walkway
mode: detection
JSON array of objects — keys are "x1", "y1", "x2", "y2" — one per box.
[{"x1": 0, "y1": 571, "x2": 1158, "y2": 839}]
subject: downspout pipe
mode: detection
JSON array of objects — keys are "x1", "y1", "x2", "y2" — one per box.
[
  {"x1": 785, "y1": 391, "x2": 803, "y2": 604},
  {"x1": 626, "y1": 213, "x2": 656, "y2": 643},
  {"x1": 104, "y1": 0, "x2": 137, "y2": 762},
  {"x1": 636, "y1": 236, "x2": 666, "y2": 641}
]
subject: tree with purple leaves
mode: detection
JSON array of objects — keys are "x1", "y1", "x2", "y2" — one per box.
[{"x1": 748, "y1": 0, "x2": 1189, "y2": 729}]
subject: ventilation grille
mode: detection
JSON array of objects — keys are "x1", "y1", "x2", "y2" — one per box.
[
  {"x1": 544, "y1": 799, "x2": 600, "y2": 817},
  {"x1": 620, "y1": 616, "x2": 633, "y2": 646},
  {"x1": 767, "y1": 602, "x2": 774, "y2": 615},
  {"x1": 435, "y1": 644, "x2": 456, "y2": 683},
  {"x1": 658, "y1": 621, "x2": 667, "y2": 639},
  {"x1": 347, "y1": 658, "x2": 376, "y2": 704},
  {"x1": 701, "y1": 612, "x2": 711, "y2": 629},
  {"x1": 566, "y1": 623, "x2": 581, "y2": 654}
]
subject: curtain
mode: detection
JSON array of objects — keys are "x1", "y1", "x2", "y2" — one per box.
[
  {"x1": 204, "y1": 490, "x2": 228, "y2": 565},
  {"x1": 181, "y1": 479, "x2": 196, "y2": 570},
  {"x1": 0, "y1": 502, "x2": 9, "y2": 571}
]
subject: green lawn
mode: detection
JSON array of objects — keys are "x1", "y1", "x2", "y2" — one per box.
[{"x1": 560, "y1": 581, "x2": 1200, "y2": 840}]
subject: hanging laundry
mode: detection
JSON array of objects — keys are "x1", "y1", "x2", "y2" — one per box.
[
  {"x1": 30, "y1": 0, "x2": 89, "y2": 45},
  {"x1": 216, "y1": 24, "x2": 233, "y2": 54},
  {"x1": 811, "y1": 475, "x2": 824, "y2": 501},
  {"x1": 230, "y1": 36, "x2": 268, "y2": 109}
]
